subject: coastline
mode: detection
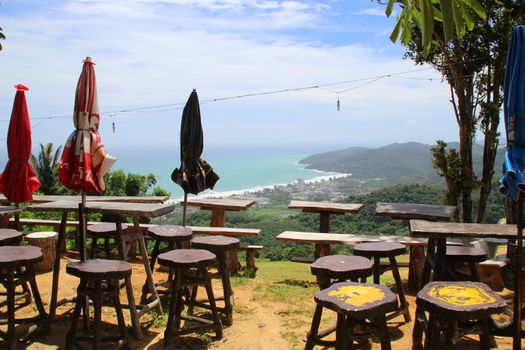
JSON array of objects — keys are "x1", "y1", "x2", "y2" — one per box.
[{"x1": 169, "y1": 172, "x2": 351, "y2": 203}]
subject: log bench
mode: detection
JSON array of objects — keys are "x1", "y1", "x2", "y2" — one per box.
[{"x1": 11, "y1": 218, "x2": 262, "y2": 274}]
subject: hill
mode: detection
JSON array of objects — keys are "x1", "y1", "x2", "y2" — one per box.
[{"x1": 300, "y1": 142, "x2": 505, "y2": 182}]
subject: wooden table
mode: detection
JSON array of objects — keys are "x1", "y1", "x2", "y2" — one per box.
[
  {"x1": 276, "y1": 230, "x2": 429, "y2": 258},
  {"x1": 0, "y1": 194, "x2": 170, "y2": 204},
  {"x1": 288, "y1": 200, "x2": 363, "y2": 233},
  {"x1": 185, "y1": 198, "x2": 255, "y2": 227},
  {"x1": 0, "y1": 206, "x2": 22, "y2": 228},
  {"x1": 375, "y1": 202, "x2": 457, "y2": 221},
  {"x1": 26, "y1": 200, "x2": 176, "y2": 339},
  {"x1": 410, "y1": 219, "x2": 517, "y2": 283},
  {"x1": 375, "y1": 202, "x2": 457, "y2": 291}
]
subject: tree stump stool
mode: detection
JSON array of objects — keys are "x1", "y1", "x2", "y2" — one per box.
[
  {"x1": 87, "y1": 223, "x2": 128, "y2": 259},
  {"x1": 445, "y1": 246, "x2": 487, "y2": 281},
  {"x1": 140, "y1": 225, "x2": 192, "y2": 303},
  {"x1": 25, "y1": 231, "x2": 58, "y2": 272},
  {"x1": 306, "y1": 255, "x2": 374, "y2": 349},
  {"x1": 190, "y1": 235, "x2": 240, "y2": 326},
  {"x1": 157, "y1": 249, "x2": 223, "y2": 347},
  {"x1": 412, "y1": 281, "x2": 506, "y2": 350},
  {"x1": 65, "y1": 259, "x2": 132, "y2": 350},
  {"x1": 307, "y1": 281, "x2": 397, "y2": 350},
  {"x1": 0, "y1": 246, "x2": 48, "y2": 350},
  {"x1": 0, "y1": 229, "x2": 23, "y2": 246},
  {"x1": 353, "y1": 242, "x2": 411, "y2": 323}
]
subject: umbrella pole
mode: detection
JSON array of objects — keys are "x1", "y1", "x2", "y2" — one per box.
[
  {"x1": 182, "y1": 193, "x2": 188, "y2": 227},
  {"x1": 14, "y1": 202, "x2": 20, "y2": 231},
  {"x1": 514, "y1": 196, "x2": 524, "y2": 350},
  {"x1": 79, "y1": 192, "x2": 87, "y2": 261}
]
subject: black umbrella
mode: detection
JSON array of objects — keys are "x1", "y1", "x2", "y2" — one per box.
[{"x1": 172, "y1": 89, "x2": 219, "y2": 225}]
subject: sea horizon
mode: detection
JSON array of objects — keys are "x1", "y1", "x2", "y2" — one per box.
[{"x1": 110, "y1": 149, "x2": 348, "y2": 202}]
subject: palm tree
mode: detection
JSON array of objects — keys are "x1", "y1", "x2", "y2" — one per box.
[{"x1": 30, "y1": 143, "x2": 62, "y2": 194}]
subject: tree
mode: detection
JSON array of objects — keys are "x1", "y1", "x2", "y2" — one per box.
[
  {"x1": 402, "y1": 1, "x2": 522, "y2": 222},
  {"x1": 104, "y1": 170, "x2": 166, "y2": 197},
  {"x1": 30, "y1": 143, "x2": 63, "y2": 195},
  {"x1": 385, "y1": 0, "x2": 487, "y2": 57}
]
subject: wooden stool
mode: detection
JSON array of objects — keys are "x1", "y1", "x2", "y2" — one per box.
[
  {"x1": 0, "y1": 229, "x2": 23, "y2": 246},
  {"x1": 412, "y1": 281, "x2": 506, "y2": 350},
  {"x1": 0, "y1": 229, "x2": 30, "y2": 304},
  {"x1": 25, "y1": 231, "x2": 58, "y2": 272},
  {"x1": 157, "y1": 249, "x2": 223, "y2": 347},
  {"x1": 190, "y1": 235, "x2": 240, "y2": 326},
  {"x1": 306, "y1": 255, "x2": 374, "y2": 349},
  {"x1": 65, "y1": 259, "x2": 131, "y2": 350},
  {"x1": 445, "y1": 246, "x2": 487, "y2": 281},
  {"x1": 0, "y1": 246, "x2": 48, "y2": 350},
  {"x1": 353, "y1": 242, "x2": 411, "y2": 322},
  {"x1": 87, "y1": 223, "x2": 128, "y2": 259},
  {"x1": 140, "y1": 225, "x2": 192, "y2": 303},
  {"x1": 307, "y1": 282, "x2": 397, "y2": 350}
]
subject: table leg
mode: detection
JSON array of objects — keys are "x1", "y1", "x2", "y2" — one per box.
[
  {"x1": 49, "y1": 212, "x2": 68, "y2": 318},
  {"x1": 133, "y1": 217, "x2": 163, "y2": 314},
  {"x1": 314, "y1": 244, "x2": 331, "y2": 259},
  {"x1": 422, "y1": 238, "x2": 436, "y2": 285},
  {"x1": 434, "y1": 238, "x2": 447, "y2": 281},
  {"x1": 210, "y1": 208, "x2": 226, "y2": 227},
  {"x1": 0, "y1": 214, "x2": 11, "y2": 228},
  {"x1": 319, "y1": 213, "x2": 331, "y2": 233},
  {"x1": 408, "y1": 246, "x2": 426, "y2": 291}
]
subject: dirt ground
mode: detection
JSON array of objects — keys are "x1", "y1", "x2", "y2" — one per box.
[{"x1": 4, "y1": 255, "x2": 522, "y2": 350}]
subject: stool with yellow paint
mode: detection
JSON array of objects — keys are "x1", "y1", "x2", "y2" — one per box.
[
  {"x1": 412, "y1": 281, "x2": 506, "y2": 350},
  {"x1": 305, "y1": 282, "x2": 397, "y2": 350}
]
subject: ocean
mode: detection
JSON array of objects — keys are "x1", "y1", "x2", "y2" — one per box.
[{"x1": 111, "y1": 149, "x2": 345, "y2": 201}]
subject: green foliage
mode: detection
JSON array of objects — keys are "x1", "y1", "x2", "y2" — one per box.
[
  {"x1": 0, "y1": 26, "x2": 4, "y2": 51},
  {"x1": 104, "y1": 170, "x2": 169, "y2": 197},
  {"x1": 431, "y1": 140, "x2": 463, "y2": 207},
  {"x1": 386, "y1": 0, "x2": 487, "y2": 57},
  {"x1": 30, "y1": 143, "x2": 65, "y2": 195}
]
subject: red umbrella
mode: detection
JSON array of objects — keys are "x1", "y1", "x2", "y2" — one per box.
[
  {"x1": 0, "y1": 84, "x2": 40, "y2": 203},
  {"x1": 59, "y1": 57, "x2": 116, "y2": 194},
  {"x1": 59, "y1": 57, "x2": 116, "y2": 260}
]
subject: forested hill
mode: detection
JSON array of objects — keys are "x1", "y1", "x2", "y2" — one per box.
[{"x1": 300, "y1": 142, "x2": 504, "y2": 181}]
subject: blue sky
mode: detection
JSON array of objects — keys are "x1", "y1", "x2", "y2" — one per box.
[{"x1": 0, "y1": 0, "x2": 470, "y2": 158}]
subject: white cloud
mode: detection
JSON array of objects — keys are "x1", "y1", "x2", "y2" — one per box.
[
  {"x1": 353, "y1": 8, "x2": 394, "y2": 17},
  {"x1": 0, "y1": 0, "x2": 457, "y2": 156}
]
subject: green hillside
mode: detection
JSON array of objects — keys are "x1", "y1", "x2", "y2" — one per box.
[{"x1": 300, "y1": 142, "x2": 505, "y2": 182}]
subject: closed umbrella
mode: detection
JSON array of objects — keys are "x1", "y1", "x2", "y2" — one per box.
[
  {"x1": 59, "y1": 57, "x2": 116, "y2": 260},
  {"x1": 499, "y1": 25, "x2": 525, "y2": 350},
  {"x1": 171, "y1": 89, "x2": 219, "y2": 225},
  {"x1": 0, "y1": 84, "x2": 40, "y2": 228}
]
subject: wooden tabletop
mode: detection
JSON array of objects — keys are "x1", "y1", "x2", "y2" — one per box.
[
  {"x1": 27, "y1": 200, "x2": 175, "y2": 218},
  {"x1": 0, "y1": 194, "x2": 170, "y2": 204},
  {"x1": 276, "y1": 231, "x2": 429, "y2": 246},
  {"x1": 375, "y1": 202, "x2": 457, "y2": 221},
  {"x1": 288, "y1": 200, "x2": 363, "y2": 214},
  {"x1": 409, "y1": 219, "x2": 518, "y2": 239},
  {"x1": 0, "y1": 206, "x2": 23, "y2": 216},
  {"x1": 185, "y1": 198, "x2": 255, "y2": 211}
]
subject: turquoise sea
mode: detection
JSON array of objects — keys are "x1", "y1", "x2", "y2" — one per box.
[{"x1": 111, "y1": 149, "x2": 343, "y2": 200}]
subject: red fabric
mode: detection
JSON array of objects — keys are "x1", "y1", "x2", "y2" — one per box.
[
  {"x1": 0, "y1": 85, "x2": 41, "y2": 203},
  {"x1": 59, "y1": 57, "x2": 116, "y2": 193}
]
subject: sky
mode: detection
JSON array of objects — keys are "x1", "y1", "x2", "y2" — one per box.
[{"x1": 0, "y1": 0, "x2": 483, "y2": 158}]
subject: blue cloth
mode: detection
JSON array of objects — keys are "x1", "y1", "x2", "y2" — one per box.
[{"x1": 500, "y1": 26, "x2": 525, "y2": 200}]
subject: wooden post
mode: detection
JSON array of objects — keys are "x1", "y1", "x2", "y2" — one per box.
[
  {"x1": 210, "y1": 208, "x2": 226, "y2": 227},
  {"x1": 514, "y1": 197, "x2": 523, "y2": 350},
  {"x1": 319, "y1": 212, "x2": 331, "y2": 233},
  {"x1": 182, "y1": 193, "x2": 188, "y2": 227}
]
